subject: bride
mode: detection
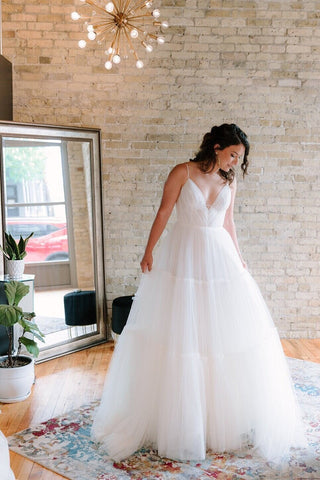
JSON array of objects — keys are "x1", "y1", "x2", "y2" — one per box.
[{"x1": 92, "y1": 123, "x2": 306, "y2": 462}]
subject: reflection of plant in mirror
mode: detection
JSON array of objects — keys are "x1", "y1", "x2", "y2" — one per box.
[
  {"x1": 4, "y1": 147, "x2": 46, "y2": 183},
  {"x1": 0, "y1": 281, "x2": 45, "y2": 368},
  {"x1": 0, "y1": 232, "x2": 34, "y2": 260}
]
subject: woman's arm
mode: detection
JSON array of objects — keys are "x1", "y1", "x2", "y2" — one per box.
[
  {"x1": 223, "y1": 177, "x2": 247, "y2": 268},
  {"x1": 140, "y1": 164, "x2": 187, "y2": 273}
]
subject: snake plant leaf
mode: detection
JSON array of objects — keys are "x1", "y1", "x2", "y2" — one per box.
[
  {"x1": 4, "y1": 281, "x2": 29, "y2": 306},
  {"x1": 5, "y1": 232, "x2": 20, "y2": 258},
  {"x1": 0, "y1": 244, "x2": 10, "y2": 260},
  {"x1": 17, "y1": 232, "x2": 34, "y2": 258},
  {"x1": 2, "y1": 242, "x2": 16, "y2": 260},
  {"x1": 2, "y1": 232, "x2": 34, "y2": 260}
]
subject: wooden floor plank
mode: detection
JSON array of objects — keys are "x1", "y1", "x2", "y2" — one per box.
[
  {"x1": 300, "y1": 339, "x2": 320, "y2": 363},
  {"x1": 1, "y1": 340, "x2": 319, "y2": 480}
]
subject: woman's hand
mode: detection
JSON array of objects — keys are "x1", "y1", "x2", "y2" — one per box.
[{"x1": 140, "y1": 252, "x2": 153, "y2": 273}]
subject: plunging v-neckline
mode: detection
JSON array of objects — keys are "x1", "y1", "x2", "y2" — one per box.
[{"x1": 188, "y1": 178, "x2": 228, "y2": 210}]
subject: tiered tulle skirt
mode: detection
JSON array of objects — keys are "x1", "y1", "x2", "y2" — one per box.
[{"x1": 92, "y1": 223, "x2": 307, "y2": 462}]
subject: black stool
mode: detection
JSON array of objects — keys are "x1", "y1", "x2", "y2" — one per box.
[
  {"x1": 112, "y1": 295, "x2": 134, "y2": 336},
  {"x1": 64, "y1": 290, "x2": 96, "y2": 326}
]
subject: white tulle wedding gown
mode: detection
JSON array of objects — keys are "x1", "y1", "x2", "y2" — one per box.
[{"x1": 92, "y1": 176, "x2": 306, "y2": 462}]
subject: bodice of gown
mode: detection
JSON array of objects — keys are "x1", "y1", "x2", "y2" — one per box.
[{"x1": 176, "y1": 178, "x2": 231, "y2": 228}]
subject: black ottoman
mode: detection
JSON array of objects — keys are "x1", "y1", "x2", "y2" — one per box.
[
  {"x1": 64, "y1": 290, "x2": 96, "y2": 326},
  {"x1": 112, "y1": 295, "x2": 134, "y2": 336}
]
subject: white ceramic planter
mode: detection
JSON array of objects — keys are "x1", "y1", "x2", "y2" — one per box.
[
  {"x1": 5, "y1": 259, "x2": 25, "y2": 280},
  {"x1": 0, "y1": 355, "x2": 35, "y2": 403}
]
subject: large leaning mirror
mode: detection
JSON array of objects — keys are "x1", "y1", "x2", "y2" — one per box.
[{"x1": 0, "y1": 121, "x2": 107, "y2": 361}]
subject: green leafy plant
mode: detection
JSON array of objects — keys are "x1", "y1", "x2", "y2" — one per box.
[
  {"x1": 0, "y1": 231, "x2": 34, "y2": 260},
  {"x1": 0, "y1": 281, "x2": 45, "y2": 367}
]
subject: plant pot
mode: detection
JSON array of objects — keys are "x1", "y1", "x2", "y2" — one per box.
[
  {"x1": 0, "y1": 355, "x2": 35, "y2": 403},
  {"x1": 5, "y1": 259, "x2": 25, "y2": 280}
]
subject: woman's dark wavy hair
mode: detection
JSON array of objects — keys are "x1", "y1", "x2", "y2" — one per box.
[{"x1": 190, "y1": 123, "x2": 250, "y2": 183}]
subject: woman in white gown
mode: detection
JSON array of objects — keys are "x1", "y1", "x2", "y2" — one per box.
[{"x1": 92, "y1": 123, "x2": 306, "y2": 463}]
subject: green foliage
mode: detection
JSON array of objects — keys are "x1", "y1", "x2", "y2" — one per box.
[
  {"x1": 0, "y1": 231, "x2": 34, "y2": 260},
  {"x1": 5, "y1": 281, "x2": 29, "y2": 305},
  {"x1": 0, "y1": 281, "x2": 45, "y2": 367},
  {"x1": 0, "y1": 305, "x2": 23, "y2": 327},
  {"x1": 4, "y1": 147, "x2": 46, "y2": 184},
  {"x1": 19, "y1": 337, "x2": 40, "y2": 357}
]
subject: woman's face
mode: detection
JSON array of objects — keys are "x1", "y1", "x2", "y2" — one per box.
[{"x1": 215, "y1": 144, "x2": 245, "y2": 172}]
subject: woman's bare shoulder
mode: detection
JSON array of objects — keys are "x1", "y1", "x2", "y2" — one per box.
[
  {"x1": 167, "y1": 162, "x2": 189, "y2": 183},
  {"x1": 230, "y1": 174, "x2": 237, "y2": 189}
]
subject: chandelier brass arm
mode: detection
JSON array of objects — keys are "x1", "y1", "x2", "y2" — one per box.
[{"x1": 71, "y1": 0, "x2": 169, "y2": 70}]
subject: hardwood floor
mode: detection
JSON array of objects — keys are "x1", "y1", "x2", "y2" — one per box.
[
  {"x1": 1, "y1": 339, "x2": 319, "y2": 480},
  {"x1": 1, "y1": 343, "x2": 114, "y2": 480}
]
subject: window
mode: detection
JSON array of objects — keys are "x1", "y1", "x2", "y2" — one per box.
[{"x1": 3, "y1": 139, "x2": 69, "y2": 264}]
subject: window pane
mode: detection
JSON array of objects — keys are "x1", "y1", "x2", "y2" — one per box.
[
  {"x1": 3, "y1": 139, "x2": 69, "y2": 264},
  {"x1": 5, "y1": 206, "x2": 68, "y2": 263},
  {"x1": 3, "y1": 144, "x2": 65, "y2": 205}
]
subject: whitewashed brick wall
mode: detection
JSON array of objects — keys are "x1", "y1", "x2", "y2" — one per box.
[{"x1": 2, "y1": 0, "x2": 320, "y2": 337}]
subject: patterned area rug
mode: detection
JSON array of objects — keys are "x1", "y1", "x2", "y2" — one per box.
[{"x1": 8, "y1": 358, "x2": 320, "y2": 480}]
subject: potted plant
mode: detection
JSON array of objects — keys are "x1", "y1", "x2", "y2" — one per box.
[
  {"x1": 0, "y1": 281, "x2": 45, "y2": 403},
  {"x1": 0, "y1": 231, "x2": 34, "y2": 279}
]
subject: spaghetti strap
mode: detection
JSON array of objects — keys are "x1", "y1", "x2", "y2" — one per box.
[{"x1": 186, "y1": 163, "x2": 190, "y2": 179}]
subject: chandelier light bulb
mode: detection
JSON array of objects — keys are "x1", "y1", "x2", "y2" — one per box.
[
  {"x1": 71, "y1": 11, "x2": 80, "y2": 20},
  {"x1": 130, "y1": 29, "x2": 138, "y2": 39},
  {"x1": 113, "y1": 54, "x2": 121, "y2": 64},
  {"x1": 72, "y1": 0, "x2": 169, "y2": 71},
  {"x1": 105, "y1": 2, "x2": 114, "y2": 12}
]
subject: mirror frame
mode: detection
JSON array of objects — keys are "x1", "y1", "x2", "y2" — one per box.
[{"x1": 0, "y1": 120, "x2": 107, "y2": 361}]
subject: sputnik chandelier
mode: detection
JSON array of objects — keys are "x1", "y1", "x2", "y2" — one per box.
[{"x1": 71, "y1": 0, "x2": 168, "y2": 70}]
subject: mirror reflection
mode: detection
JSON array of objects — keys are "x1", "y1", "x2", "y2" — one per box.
[{"x1": 0, "y1": 123, "x2": 106, "y2": 360}]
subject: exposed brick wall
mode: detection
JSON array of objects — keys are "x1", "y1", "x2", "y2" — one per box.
[
  {"x1": 67, "y1": 141, "x2": 95, "y2": 289},
  {"x1": 2, "y1": 0, "x2": 320, "y2": 337}
]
